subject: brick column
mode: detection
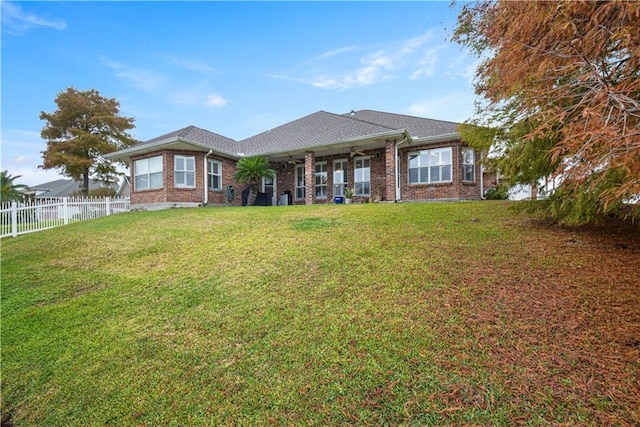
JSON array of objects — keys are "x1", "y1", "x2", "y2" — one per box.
[
  {"x1": 304, "y1": 151, "x2": 315, "y2": 205},
  {"x1": 385, "y1": 139, "x2": 396, "y2": 202}
]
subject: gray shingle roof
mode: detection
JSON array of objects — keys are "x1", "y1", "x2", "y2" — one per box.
[
  {"x1": 343, "y1": 110, "x2": 459, "y2": 138},
  {"x1": 144, "y1": 125, "x2": 239, "y2": 153},
  {"x1": 237, "y1": 111, "x2": 394, "y2": 154},
  {"x1": 32, "y1": 179, "x2": 119, "y2": 198},
  {"x1": 119, "y1": 110, "x2": 461, "y2": 160}
]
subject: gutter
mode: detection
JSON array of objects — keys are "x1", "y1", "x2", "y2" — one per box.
[
  {"x1": 254, "y1": 129, "x2": 407, "y2": 159},
  {"x1": 104, "y1": 137, "x2": 240, "y2": 163},
  {"x1": 203, "y1": 150, "x2": 213, "y2": 205},
  {"x1": 410, "y1": 132, "x2": 459, "y2": 145},
  {"x1": 480, "y1": 149, "x2": 485, "y2": 199}
]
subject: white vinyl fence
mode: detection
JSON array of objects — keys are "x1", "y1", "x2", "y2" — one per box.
[{"x1": 1, "y1": 197, "x2": 130, "y2": 238}]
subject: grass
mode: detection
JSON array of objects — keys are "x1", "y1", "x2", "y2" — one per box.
[{"x1": 1, "y1": 201, "x2": 639, "y2": 426}]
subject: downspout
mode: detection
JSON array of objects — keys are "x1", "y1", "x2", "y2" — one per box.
[
  {"x1": 480, "y1": 149, "x2": 485, "y2": 199},
  {"x1": 203, "y1": 150, "x2": 213, "y2": 205},
  {"x1": 394, "y1": 132, "x2": 410, "y2": 202}
]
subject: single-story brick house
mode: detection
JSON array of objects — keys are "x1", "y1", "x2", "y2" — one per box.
[{"x1": 106, "y1": 109, "x2": 495, "y2": 209}]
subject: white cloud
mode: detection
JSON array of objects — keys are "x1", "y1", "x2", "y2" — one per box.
[
  {"x1": 101, "y1": 57, "x2": 166, "y2": 94},
  {"x1": 169, "y1": 82, "x2": 228, "y2": 109},
  {"x1": 281, "y1": 30, "x2": 441, "y2": 90},
  {"x1": 410, "y1": 48, "x2": 440, "y2": 80},
  {"x1": 13, "y1": 155, "x2": 30, "y2": 164},
  {"x1": 205, "y1": 94, "x2": 228, "y2": 108},
  {"x1": 407, "y1": 92, "x2": 475, "y2": 123},
  {"x1": 309, "y1": 46, "x2": 359, "y2": 63},
  {"x1": 162, "y1": 56, "x2": 223, "y2": 75},
  {"x1": 3, "y1": 166, "x2": 66, "y2": 187},
  {"x1": 446, "y1": 54, "x2": 480, "y2": 86},
  {"x1": 1, "y1": 2, "x2": 67, "y2": 35},
  {"x1": 0, "y1": 128, "x2": 67, "y2": 186}
]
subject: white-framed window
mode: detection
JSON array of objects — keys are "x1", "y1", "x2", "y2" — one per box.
[
  {"x1": 314, "y1": 161, "x2": 327, "y2": 199},
  {"x1": 208, "y1": 159, "x2": 222, "y2": 190},
  {"x1": 333, "y1": 158, "x2": 348, "y2": 197},
  {"x1": 175, "y1": 155, "x2": 195, "y2": 188},
  {"x1": 462, "y1": 147, "x2": 475, "y2": 182},
  {"x1": 134, "y1": 155, "x2": 163, "y2": 191},
  {"x1": 295, "y1": 164, "x2": 305, "y2": 200},
  {"x1": 408, "y1": 148, "x2": 452, "y2": 184},
  {"x1": 354, "y1": 156, "x2": 370, "y2": 196}
]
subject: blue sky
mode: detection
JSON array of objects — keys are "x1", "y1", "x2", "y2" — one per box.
[{"x1": 1, "y1": 1, "x2": 478, "y2": 186}]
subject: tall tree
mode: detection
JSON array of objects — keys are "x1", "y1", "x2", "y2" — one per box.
[
  {"x1": 233, "y1": 156, "x2": 276, "y2": 206},
  {"x1": 40, "y1": 88, "x2": 138, "y2": 197},
  {"x1": 0, "y1": 170, "x2": 31, "y2": 202},
  {"x1": 453, "y1": 1, "x2": 640, "y2": 224}
]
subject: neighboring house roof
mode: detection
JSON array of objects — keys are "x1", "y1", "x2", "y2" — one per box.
[
  {"x1": 106, "y1": 109, "x2": 461, "y2": 163},
  {"x1": 32, "y1": 178, "x2": 119, "y2": 198},
  {"x1": 116, "y1": 176, "x2": 131, "y2": 197}
]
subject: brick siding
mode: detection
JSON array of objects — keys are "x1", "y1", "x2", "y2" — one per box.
[
  {"x1": 130, "y1": 150, "x2": 243, "y2": 207},
  {"x1": 130, "y1": 139, "x2": 483, "y2": 207}
]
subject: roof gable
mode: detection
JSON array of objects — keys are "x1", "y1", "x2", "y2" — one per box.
[
  {"x1": 237, "y1": 111, "x2": 394, "y2": 155},
  {"x1": 144, "y1": 125, "x2": 238, "y2": 153},
  {"x1": 343, "y1": 110, "x2": 459, "y2": 139}
]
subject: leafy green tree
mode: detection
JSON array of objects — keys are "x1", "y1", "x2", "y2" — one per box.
[
  {"x1": 453, "y1": 1, "x2": 640, "y2": 225},
  {"x1": 233, "y1": 156, "x2": 275, "y2": 206},
  {"x1": 40, "y1": 88, "x2": 138, "y2": 197},
  {"x1": 1, "y1": 170, "x2": 31, "y2": 202}
]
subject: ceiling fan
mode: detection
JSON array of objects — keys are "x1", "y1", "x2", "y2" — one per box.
[
  {"x1": 350, "y1": 147, "x2": 366, "y2": 157},
  {"x1": 287, "y1": 156, "x2": 302, "y2": 164}
]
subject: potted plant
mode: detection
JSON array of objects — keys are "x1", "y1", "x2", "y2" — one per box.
[
  {"x1": 343, "y1": 187, "x2": 355, "y2": 204},
  {"x1": 233, "y1": 155, "x2": 276, "y2": 206}
]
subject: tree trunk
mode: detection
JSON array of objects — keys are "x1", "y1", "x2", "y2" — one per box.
[
  {"x1": 82, "y1": 168, "x2": 90, "y2": 198},
  {"x1": 246, "y1": 186, "x2": 258, "y2": 206}
]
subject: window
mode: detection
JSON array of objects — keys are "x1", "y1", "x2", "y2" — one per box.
[
  {"x1": 134, "y1": 155, "x2": 163, "y2": 190},
  {"x1": 354, "y1": 156, "x2": 370, "y2": 196},
  {"x1": 408, "y1": 148, "x2": 452, "y2": 184},
  {"x1": 333, "y1": 159, "x2": 348, "y2": 196},
  {"x1": 175, "y1": 155, "x2": 195, "y2": 188},
  {"x1": 208, "y1": 159, "x2": 222, "y2": 190},
  {"x1": 295, "y1": 164, "x2": 305, "y2": 200},
  {"x1": 314, "y1": 162, "x2": 327, "y2": 199},
  {"x1": 463, "y1": 147, "x2": 475, "y2": 182}
]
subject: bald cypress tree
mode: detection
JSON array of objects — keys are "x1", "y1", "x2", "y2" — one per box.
[
  {"x1": 40, "y1": 88, "x2": 138, "y2": 197},
  {"x1": 453, "y1": 1, "x2": 640, "y2": 224}
]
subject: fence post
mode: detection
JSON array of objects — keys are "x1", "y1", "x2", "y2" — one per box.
[
  {"x1": 106, "y1": 197, "x2": 111, "y2": 216},
  {"x1": 63, "y1": 197, "x2": 69, "y2": 225},
  {"x1": 11, "y1": 201, "x2": 18, "y2": 238}
]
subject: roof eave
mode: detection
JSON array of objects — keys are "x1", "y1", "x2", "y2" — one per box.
[
  {"x1": 105, "y1": 137, "x2": 240, "y2": 163},
  {"x1": 410, "y1": 132, "x2": 459, "y2": 145},
  {"x1": 257, "y1": 129, "x2": 409, "y2": 159}
]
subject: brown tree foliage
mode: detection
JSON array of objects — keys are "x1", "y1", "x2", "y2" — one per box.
[
  {"x1": 454, "y1": 1, "x2": 640, "y2": 223},
  {"x1": 40, "y1": 88, "x2": 138, "y2": 197}
]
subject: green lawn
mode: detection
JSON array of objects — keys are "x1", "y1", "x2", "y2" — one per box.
[{"x1": 2, "y1": 202, "x2": 639, "y2": 425}]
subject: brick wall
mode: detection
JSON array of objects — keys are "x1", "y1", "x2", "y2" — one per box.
[
  {"x1": 398, "y1": 140, "x2": 482, "y2": 201},
  {"x1": 206, "y1": 156, "x2": 242, "y2": 206},
  {"x1": 275, "y1": 149, "x2": 389, "y2": 205},
  {"x1": 130, "y1": 150, "x2": 243, "y2": 207},
  {"x1": 131, "y1": 143, "x2": 484, "y2": 207},
  {"x1": 384, "y1": 139, "x2": 397, "y2": 202}
]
